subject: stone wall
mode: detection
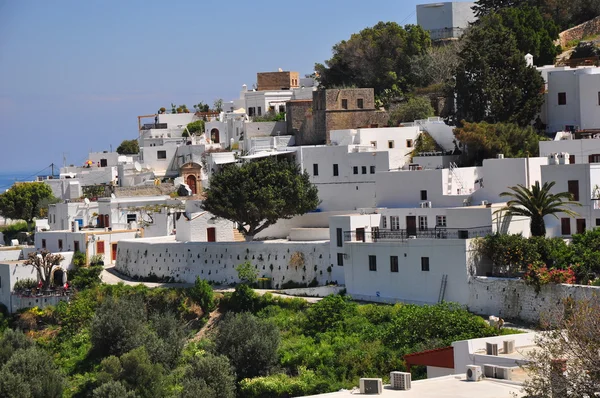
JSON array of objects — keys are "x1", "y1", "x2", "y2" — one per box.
[
  {"x1": 286, "y1": 100, "x2": 321, "y2": 145},
  {"x1": 116, "y1": 239, "x2": 335, "y2": 287},
  {"x1": 559, "y1": 16, "x2": 600, "y2": 47},
  {"x1": 257, "y1": 71, "x2": 299, "y2": 91},
  {"x1": 467, "y1": 276, "x2": 600, "y2": 324}
]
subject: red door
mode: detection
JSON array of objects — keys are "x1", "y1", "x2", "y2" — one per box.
[
  {"x1": 406, "y1": 216, "x2": 417, "y2": 236},
  {"x1": 103, "y1": 214, "x2": 110, "y2": 229},
  {"x1": 112, "y1": 243, "x2": 118, "y2": 263},
  {"x1": 187, "y1": 175, "x2": 197, "y2": 195},
  {"x1": 207, "y1": 227, "x2": 216, "y2": 242}
]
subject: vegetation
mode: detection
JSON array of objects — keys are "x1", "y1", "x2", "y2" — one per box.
[
  {"x1": 202, "y1": 158, "x2": 319, "y2": 240},
  {"x1": 496, "y1": 181, "x2": 581, "y2": 236},
  {"x1": 68, "y1": 251, "x2": 103, "y2": 289},
  {"x1": 453, "y1": 121, "x2": 544, "y2": 166},
  {"x1": 116, "y1": 139, "x2": 139, "y2": 155},
  {"x1": 185, "y1": 120, "x2": 205, "y2": 135},
  {"x1": 315, "y1": 22, "x2": 431, "y2": 107},
  {"x1": 235, "y1": 261, "x2": 259, "y2": 285},
  {"x1": 388, "y1": 97, "x2": 434, "y2": 126},
  {"x1": 252, "y1": 111, "x2": 286, "y2": 122},
  {"x1": 452, "y1": 13, "x2": 545, "y2": 127},
  {"x1": 0, "y1": 221, "x2": 28, "y2": 245},
  {"x1": 0, "y1": 182, "x2": 56, "y2": 231},
  {"x1": 23, "y1": 250, "x2": 65, "y2": 289}
]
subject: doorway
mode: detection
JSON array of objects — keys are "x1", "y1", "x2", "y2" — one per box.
[
  {"x1": 207, "y1": 227, "x2": 216, "y2": 242},
  {"x1": 210, "y1": 128, "x2": 220, "y2": 143},
  {"x1": 355, "y1": 228, "x2": 365, "y2": 242},
  {"x1": 186, "y1": 175, "x2": 197, "y2": 195},
  {"x1": 112, "y1": 243, "x2": 118, "y2": 263},
  {"x1": 53, "y1": 269, "x2": 65, "y2": 287},
  {"x1": 406, "y1": 216, "x2": 417, "y2": 236}
]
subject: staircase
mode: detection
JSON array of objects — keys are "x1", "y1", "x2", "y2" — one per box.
[
  {"x1": 232, "y1": 229, "x2": 245, "y2": 242},
  {"x1": 438, "y1": 274, "x2": 448, "y2": 303},
  {"x1": 447, "y1": 162, "x2": 465, "y2": 195}
]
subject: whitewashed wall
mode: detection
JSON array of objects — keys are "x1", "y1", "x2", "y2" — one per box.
[
  {"x1": 116, "y1": 238, "x2": 335, "y2": 286},
  {"x1": 176, "y1": 212, "x2": 234, "y2": 242}
]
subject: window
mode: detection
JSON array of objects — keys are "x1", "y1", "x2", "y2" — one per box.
[
  {"x1": 382, "y1": 216, "x2": 387, "y2": 229},
  {"x1": 279, "y1": 105, "x2": 285, "y2": 113},
  {"x1": 353, "y1": 166, "x2": 358, "y2": 175},
  {"x1": 370, "y1": 141, "x2": 377, "y2": 148},
  {"x1": 388, "y1": 140, "x2": 395, "y2": 149},
  {"x1": 369, "y1": 255, "x2": 377, "y2": 271},
  {"x1": 100, "y1": 158, "x2": 108, "y2": 167},
  {"x1": 42, "y1": 239, "x2": 46, "y2": 249},
  {"x1": 589, "y1": 154, "x2": 600, "y2": 163},
  {"x1": 356, "y1": 228, "x2": 365, "y2": 242},
  {"x1": 337, "y1": 253, "x2": 344, "y2": 266},
  {"x1": 436, "y1": 215, "x2": 447, "y2": 227},
  {"x1": 357, "y1": 98, "x2": 364, "y2": 109},
  {"x1": 420, "y1": 190, "x2": 428, "y2": 200},
  {"x1": 558, "y1": 92, "x2": 567, "y2": 105},
  {"x1": 569, "y1": 155, "x2": 575, "y2": 164},
  {"x1": 313, "y1": 163, "x2": 319, "y2": 176},
  {"x1": 390, "y1": 216, "x2": 400, "y2": 231},
  {"x1": 97, "y1": 241, "x2": 105, "y2": 254},
  {"x1": 577, "y1": 219, "x2": 586, "y2": 234},
  {"x1": 336, "y1": 228, "x2": 343, "y2": 247},
  {"x1": 333, "y1": 164, "x2": 339, "y2": 176},
  {"x1": 390, "y1": 256, "x2": 399, "y2": 272},
  {"x1": 561, "y1": 218, "x2": 571, "y2": 235},
  {"x1": 157, "y1": 150, "x2": 167, "y2": 159},
  {"x1": 406, "y1": 139, "x2": 413, "y2": 148},
  {"x1": 58, "y1": 239, "x2": 63, "y2": 251},
  {"x1": 127, "y1": 214, "x2": 137, "y2": 223},
  {"x1": 421, "y1": 257, "x2": 430, "y2": 271},
  {"x1": 598, "y1": 92, "x2": 600, "y2": 106},
  {"x1": 248, "y1": 107, "x2": 255, "y2": 116},
  {"x1": 370, "y1": 166, "x2": 376, "y2": 174},
  {"x1": 74, "y1": 241, "x2": 80, "y2": 253},
  {"x1": 596, "y1": 218, "x2": 600, "y2": 226},
  {"x1": 258, "y1": 106, "x2": 262, "y2": 116},
  {"x1": 419, "y1": 216, "x2": 427, "y2": 230},
  {"x1": 362, "y1": 166, "x2": 367, "y2": 174},
  {"x1": 341, "y1": 99, "x2": 348, "y2": 109},
  {"x1": 568, "y1": 180, "x2": 579, "y2": 201}
]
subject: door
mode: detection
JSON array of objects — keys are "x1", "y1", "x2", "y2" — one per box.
[
  {"x1": 74, "y1": 241, "x2": 80, "y2": 253},
  {"x1": 406, "y1": 216, "x2": 417, "y2": 236},
  {"x1": 103, "y1": 214, "x2": 110, "y2": 229},
  {"x1": 355, "y1": 228, "x2": 365, "y2": 242},
  {"x1": 211, "y1": 128, "x2": 220, "y2": 143},
  {"x1": 207, "y1": 227, "x2": 216, "y2": 242},
  {"x1": 186, "y1": 175, "x2": 197, "y2": 195},
  {"x1": 112, "y1": 243, "x2": 118, "y2": 263},
  {"x1": 576, "y1": 219, "x2": 586, "y2": 234}
]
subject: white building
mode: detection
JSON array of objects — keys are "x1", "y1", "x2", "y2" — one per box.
[
  {"x1": 539, "y1": 131, "x2": 600, "y2": 164},
  {"x1": 416, "y1": 1, "x2": 476, "y2": 40}
]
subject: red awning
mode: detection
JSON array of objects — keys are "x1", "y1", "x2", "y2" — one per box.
[{"x1": 404, "y1": 346, "x2": 454, "y2": 371}]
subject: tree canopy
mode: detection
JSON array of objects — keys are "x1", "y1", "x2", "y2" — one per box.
[
  {"x1": 388, "y1": 97, "x2": 435, "y2": 126},
  {"x1": 0, "y1": 182, "x2": 56, "y2": 229},
  {"x1": 315, "y1": 22, "x2": 431, "y2": 107},
  {"x1": 24, "y1": 250, "x2": 65, "y2": 289},
  {"x1": 453, "y1": 121, "x2": 543, "y2": 166},
  {"x1": 116, "y1": 139, "x2": 139, "y2": 155},
  {"x1": 452, "y1": 14, "x2": 545, "y2": 126},
  {"x1": 202, "y1": 158, "x2": 319, "y2": 240}
]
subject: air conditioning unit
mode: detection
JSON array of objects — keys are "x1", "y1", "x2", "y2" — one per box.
[
  {"x1": 483, "y1": 364, "x2": 496, "y2": 379},
  {"x1": 503, "y1": 339, "x2": 515, "y2": 354},
  {"x1": 481, "y1": 200, "x2": 489, "y2": 206},
  {"x1": 359, "y1": 378, "x2": 383, "y2": 394},
  {"x1": 486, "y1": 342, "x2": 499, "y2": 356},
  {"x1": 495, "y1": 366, "x2": 514, "y2": 380},
  {"x1": 390, "y1": 371, "x2": 411, "y2": 390},
  {"x1": 466, "y1": 365, "x2": 482, "y2": 382},
  {"x1": 497, "y1": 154, "x2": 504, "y2": 159},
  {"x1": 420, "y1": 201, "x2": 432, "y2": 208}
]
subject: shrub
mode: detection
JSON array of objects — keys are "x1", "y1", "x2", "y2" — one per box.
[
  {"x1": 0, "y1": 329, "x2": 34, "y2": 365},
  {"x1": 119, "y1": 347, "x2": 166, "y2": 398},
  {"x1": 0, "y1": 346, "x2": 65, "y2": 398},
  {"x1": 12, "y1": 278, "x2": 38, "y2": 292},
  {"x1": 215, "y1": 312, "x2": 280, "y2": 380},
  {"x1": 224, "y1": 283, "x2": 261, "y2": 313},
  {"x1": 304, "y1": 295, "x2": 357, "y2": 335},
  {"x1": 145, "y1": 312, "x2": 187, "y2": 369},
  {"x1": 69, "y1": 265, "x2": 103, "y2": 289},
  {"x1": 187, "y1": 277, "x2": 215, "y2": 313},
  {"x1": 73, "y1": 251, "x2": 86, "y2": 267},
  {"x1": 90, "y1": 296, "x2": 148, "y2": 357},
  {"x1": 92, "y1": 381, "x2": 136, "y2": 398},
  {"x1": 180, "y1": 354, "x2": 236, "y2": 398},
  {"x1": 238, "y1": 367, "x2": 331, "y2": 398},
  {"x1": 236, "y1": 261, "x2": 258, "y2": 284},
  {"x1": 523, "y1": 263, "x2": 576, "y2": 293}
]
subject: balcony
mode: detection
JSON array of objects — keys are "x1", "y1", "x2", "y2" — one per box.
[
  {"x1": 343, "y1": 226, "x2": 493, "y2": 242},
  {"x1": 141, "y1": 123, "x2": 168, "y2": 130}
]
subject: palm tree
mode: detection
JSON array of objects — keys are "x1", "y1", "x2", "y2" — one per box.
[{"x1": 496, "y1": 181, "x2": 581, "y2": 237}]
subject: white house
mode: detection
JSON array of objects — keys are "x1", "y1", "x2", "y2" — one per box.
[
  {"x1": 539, "y1": 131, "x2": 600, "y2": 165},
  {"x1": 416, "y1": 1, "x2": 476, "y2": 40}
]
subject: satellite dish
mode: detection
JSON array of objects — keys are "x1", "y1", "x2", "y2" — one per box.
[
  {"x1": 84, "y1": 198, "x2": 90, "y2": 205},
  {"x1": 134, "y1": 162, "x2": 142, "y2": 172},
  {"x1": 111, "y1": 193, "x2": 116, "y2": 199}
]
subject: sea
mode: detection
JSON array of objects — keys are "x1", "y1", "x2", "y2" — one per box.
[{"x1": 0, "y1": 171, "x2": 40, "y2": 193}]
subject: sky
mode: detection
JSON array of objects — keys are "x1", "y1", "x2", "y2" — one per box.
[{"x1": 0, "y1": 0, "x2": 422, "y2": 174}]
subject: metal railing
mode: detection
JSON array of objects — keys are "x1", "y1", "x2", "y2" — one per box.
[
  {"x1": 343, "y1": 226, "x2": 493, "y2": 242},
  {"x1": 428, "y1": 27, "x2": 466, "y2": 40}
]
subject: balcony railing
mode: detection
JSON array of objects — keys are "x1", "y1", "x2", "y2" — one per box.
[
  {"x1": 141, "y1": 123, "x2": 168, "y2": 130},
  {"x1": 343, "y1": 226, "x2": 493, "y2": 242}
]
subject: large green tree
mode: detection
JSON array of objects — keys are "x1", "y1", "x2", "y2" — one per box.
[
  {"x1": 202, "y1": 158, "x2": 319, "y2": 241},
  {"x1": 315, "y1": 22, "x2": 431, "y2": 107},
  {"x1": 496, "y1": 181, "x2": 581, "y2": 237},
  {"x1": 0, "y1": 182, "x2": 56, "y2": 230},
  {"x1": 452, "y1": 14, "x2": 545, "y2": 127},
  {"x1": 388, "y1": 97, "x2": 435, "y2": 126},
  {"x1": 116, "y1": 139, "x2": 139, "y2": 155},
  {"x1": 453, "y1": 121, "x2": 543, "y2": 166}
]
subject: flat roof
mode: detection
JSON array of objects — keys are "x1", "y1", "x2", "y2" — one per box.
[{"x1": 302, "y1": 374, "x2": 524, "y2": 398}]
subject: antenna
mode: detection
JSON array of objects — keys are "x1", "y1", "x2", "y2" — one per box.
[
  {"x1": 84, "y1": 198, "x2": 90, "y2": 205},
  {"x1": 110, "y1": 193, "x2": 116, "y2": 199},
  {"x1": 134, "y1": 162, "x2": 142, "y2": 172}
]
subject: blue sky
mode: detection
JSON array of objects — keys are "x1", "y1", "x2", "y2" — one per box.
[{"x1": 0, "y1": 0, "x2": 422, "y2": 173}]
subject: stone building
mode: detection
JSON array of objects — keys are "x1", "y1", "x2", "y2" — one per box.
[
  {"x1": 257, "y1": 71, "x2": 300, "y2": 91},
  {"x1": 286, "y1": 100, "x2": 316, "y2": 145},
  {"x1": 313, "y1": 88, "x2": 389, "y2": 144}
]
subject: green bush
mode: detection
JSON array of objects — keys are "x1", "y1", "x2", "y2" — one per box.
[
  {"x1": 304, "y1": 295, "x2": 357, "y2": 335},
  {"x1": 92, "y1": 381, "x2": 136, "y2": 398},
  {"x1": 69, "y1": 265, "x2": 103, "y2": 290},
  {"x1": 187, "y1": 277, "x2": 215, "y2": 313},
  {"x1": 12, "y1": 278, "x2": 38, "y2": 291},
  {"x1": 238, "y1": 368, "x2": 330, "y2": 398},
  {"x1": 180, "y1": 354, "x2": 236, "y2": 398},
  {"x1": 0, "y1": 329, "x2": 34, "y2": 365},
  {"x1": 215, "y1": 312, "x2": 280, "y2": 380},
  {"x1": 73, "y1": 251, "x2": 86, "y2": 267},
  {"x1": 224, "y1": 283, "x2": 261, "y2": 313}
]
